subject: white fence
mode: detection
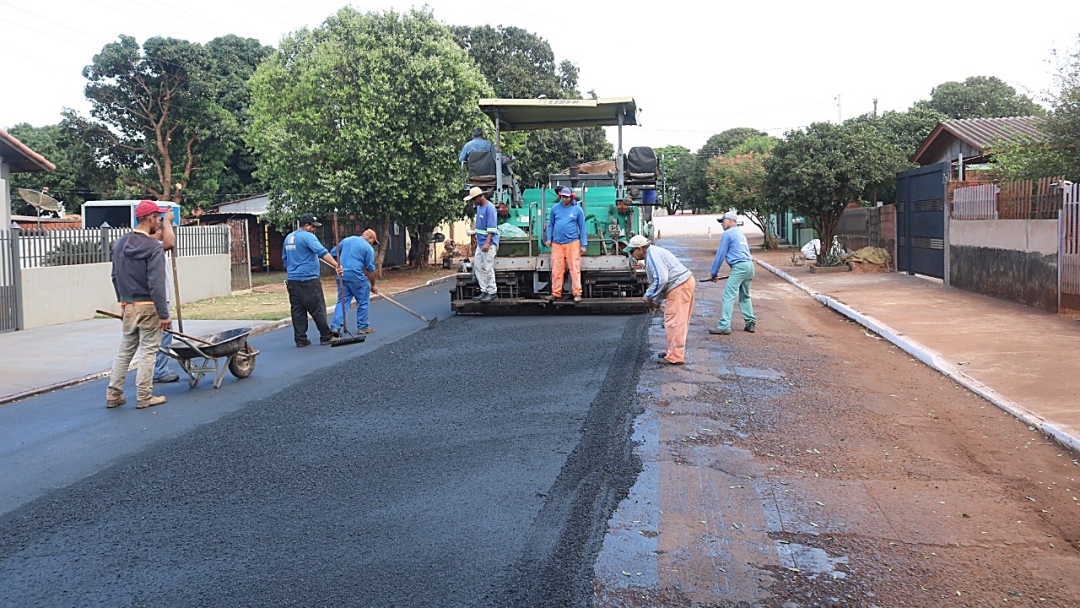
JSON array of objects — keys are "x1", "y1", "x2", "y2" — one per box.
[
  {"x1": 15, "y1": 225, "x2": 230, "y2": 268},
  {"x1": 951, "y1": 184, "x2": 998, "y2": 220},
  {"x1": 1061, "y1": 184, "x2": 1080, "y2": 313}
]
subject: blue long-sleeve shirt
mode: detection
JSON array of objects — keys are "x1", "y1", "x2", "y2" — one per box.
[
  {"x1": 330, "y1": 236, "x2": 375, "y2": 283},
  {"x1": 546, "y1": 202, "x2": 588, "y2": 247},
  {"x1": 283, "y1": 229, "x2": 329, "y2": 281},
  {"x1": 458, "y1": 137, "x2": 495, "y2": 163},
  {"x1": 709, "y1": 225, "x2": 753, "y2": 276},
  {"x1": 475, "y1": 201, "x2": 500, "y2": 249}
]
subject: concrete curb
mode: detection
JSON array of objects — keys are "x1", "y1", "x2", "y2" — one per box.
[
  {"x1": 756, "y1": 259, "x2": 1080, "y2": 455},
  {"x1": 0, "y1": 274, "x2": 458, "y2": 406}
]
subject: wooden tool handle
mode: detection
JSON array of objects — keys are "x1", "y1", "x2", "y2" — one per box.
[{"x1": 95, "y1": 309, "x2": 214, "y2": 346}]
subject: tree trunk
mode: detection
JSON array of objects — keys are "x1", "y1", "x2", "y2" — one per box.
[
  {"x1": 746, "y1": 212, "x2": 778, "y2": 250},
  {"x1": 374, "y1": 216, "x2": 391, "y2": 278},
  {"x1": 409, "y1": 225, "x2": 434, "y2": 270}
]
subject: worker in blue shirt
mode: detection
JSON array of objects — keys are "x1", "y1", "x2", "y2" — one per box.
[
  {"x1": 330, "y1": 228, "x2": 379, "y2": 335},
  {"x1": 465, "y1": 186, "x2": 499, "y2": 302},
  {"x1": 544, "y1": 186, "x2": 588, "y2": 302},
  {"x1": 708, "y1": 211, "x2": 757, "y2": 335},
  {"x1": 458, "y1": 127, "x2": 495, "y2": 163},
  {"x1": 283, "y1": 213, "x2": 342, "y2": 346}
]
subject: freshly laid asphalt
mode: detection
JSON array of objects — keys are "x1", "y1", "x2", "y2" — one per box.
[{"x1": 0, "y1": 284, "x2": 647, "y2": 607}]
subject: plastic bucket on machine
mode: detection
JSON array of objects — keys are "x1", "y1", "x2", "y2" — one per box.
[{"x1": 641, "y1": 189, "x2": 657, "y2": 204}]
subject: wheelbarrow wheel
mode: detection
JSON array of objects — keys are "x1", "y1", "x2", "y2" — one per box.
[{"x1": 228, "y1": 343, "x2": 256, "y2": 378}]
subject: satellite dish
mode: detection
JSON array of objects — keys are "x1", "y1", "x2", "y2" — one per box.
[{"x1": 17, "y1": 188, "x2": 62, "y2": 212}]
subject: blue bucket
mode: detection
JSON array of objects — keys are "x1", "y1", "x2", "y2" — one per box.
[{"x1": 641, "y1": 189, "x2": 657, "y2": 204}]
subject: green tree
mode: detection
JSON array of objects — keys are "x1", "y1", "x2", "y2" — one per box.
[
  {"x1": 206, "y1": 35, "x2": 275, "y2": 204},
  {"x1": 248, "y1": 8, "x2": 491, "y2": 270},
  {"x1": 653, "y1": 145, "x2": 690, "y2": 214},
  {"x1": 913, "y1": 76, "x2": 1043, "y2": 119},
  {"x1": 1044, "y1": 36, "x2": 1080, "y2": 179},
  {"x1": 78, "y1": 35, "x2": 235, "y2": 207},
  {"x1": 765, "y1": 122, "x2": 894, "y2": 264},
  {"x1": 706, "y1": 136, "x2": 784, "y2": 248},
  {"x1": 699, "y1": 128, "x2": 769, "y2": 157},
  {"x1": 846, "y1": 107, "x2": 945, "y2": 204}
]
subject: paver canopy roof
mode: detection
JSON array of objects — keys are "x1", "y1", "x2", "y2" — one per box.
[{"x1": 478, "y1": 97, "x2": 638, "y2": 131}]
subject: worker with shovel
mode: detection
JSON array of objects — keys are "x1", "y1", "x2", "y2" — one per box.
[
  {"x1": 624, "y1": 234, "x2": 696, "y2": 366},
  {"x1": 330, "y1": 228, "x2": 379, "y2": 336},
  {"x1": 106, "y1": 200, "x2": 173, "y2": 409},
  {"x1": 708, "y1": 211, "x2": 756, "y2": 335}
]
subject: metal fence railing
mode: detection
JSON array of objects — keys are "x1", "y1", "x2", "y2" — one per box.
[{"x1": 14, "y1": 225, "x2": 231, "y2": 269}]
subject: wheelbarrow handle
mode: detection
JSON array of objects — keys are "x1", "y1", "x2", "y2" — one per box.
[{"x1": 96, "y1": 309, "x2": 215, "y2": 346}]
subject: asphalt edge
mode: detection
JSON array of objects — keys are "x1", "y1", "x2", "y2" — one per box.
[
  {"x1": 756, "y1": 259, "x2": 1080, "y2": 455},
  {"x1": 0, "y1": 274, "x2": 458, "y2": 406}
]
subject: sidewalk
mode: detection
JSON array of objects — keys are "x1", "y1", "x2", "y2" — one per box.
[
  {"x1": 0, "y1": 318, "x2": 284, "y2": 405},
  {"x1": 754, "y1": 249, "x2": 1080, "y2": 453}
]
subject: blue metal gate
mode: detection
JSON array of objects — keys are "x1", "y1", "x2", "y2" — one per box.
[{"x1": 895, "y1": 162, "x2": 947, "y2": 278}]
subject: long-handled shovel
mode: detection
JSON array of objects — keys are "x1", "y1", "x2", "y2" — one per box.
[{"x1": 96, "y1": 309, "x2": 213, "y2": 346}]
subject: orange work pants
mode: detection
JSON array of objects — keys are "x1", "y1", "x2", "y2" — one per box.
[
  {"x1": 663, "y1": 276, "x2": 696, "y2": 364},
  {"x1": 550, "y1": 241, "x2": 582, "y2": 297}
]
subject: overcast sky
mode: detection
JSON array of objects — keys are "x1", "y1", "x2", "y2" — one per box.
[{"x1": 1, "y1": 0, "x2": 1076, "y2": 153}]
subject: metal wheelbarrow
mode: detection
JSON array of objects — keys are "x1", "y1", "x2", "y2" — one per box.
[{"x1": 166, "y1": 328, "x2": 259, "y2": 389}]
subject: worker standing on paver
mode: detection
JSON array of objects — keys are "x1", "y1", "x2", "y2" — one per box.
[
  {"x1": 544, "y1": 186, "x2": 588, "y2": 302},
  {"x1": 708, "y1": 211, "x2": 756, "y2": 335},
  {"x1": 330, "y1": 228, "x2": 380, "y2": 335},
  {"x1": 624, "y1": 234, "x2": 696, "y2": 365},
  {"x1": 106, "y1": 200, "x2": 172, "y2": 409},
  {"x1": 283, "y1": 213, "x2": 343, "y2": 347},
  {"x1": 465, "y1": 187, "x2": 499, "y2": 302}
]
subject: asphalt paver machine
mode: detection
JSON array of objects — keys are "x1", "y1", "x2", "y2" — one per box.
[{"x1": 452, "y1": 97, "x2": 658, "y2": 314}]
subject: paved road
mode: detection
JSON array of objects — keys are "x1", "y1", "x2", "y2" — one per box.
[{"x1": 0, "y1": 288, "x2": 647, "y2": 607}]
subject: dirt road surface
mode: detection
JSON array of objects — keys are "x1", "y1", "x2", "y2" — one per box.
[{"x1": 595, "y1": 237, "x2": 1080, "y2": 607}]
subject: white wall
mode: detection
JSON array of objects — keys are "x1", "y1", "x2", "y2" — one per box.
[
  {"x1": 950, "y1": 219, "x2": 1058, "y2": 255},
  {"x1": 20, "y1": 254, "x2": 231, "y2": 329}
]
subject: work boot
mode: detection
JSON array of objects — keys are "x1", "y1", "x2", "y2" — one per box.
[
  {"x1": 330, "y1": 329, "x2": 341, "y2": 339},
  {"x1": 657, "y1": 351, "x2": 668, "y2": 359},
  {"x1": 471, "y1": 293, "x2": 484, "y2": 301},
  {"x1": 296, "y1": 338, "x2": 311, "y2": 348},
  {"x1": 106, "y1": 394, "x2": 126, "y2": 409},
  {"x1": 744, "y1": 321, "x2": 756, "y2": 333},
  {"x1": 136, "y1": 395, "x2": 167, "y2": 409},
  {"x1": 708, "y1": 327, "x2": 732, "y2": 335},
  {"x1": 320, "y1": 336, "x2": 335, "y2": 346},
  {"x1": 480, "y1": 292, "x2": 496, "y2": 303},
  {"x1": 154, "y1": 370, "x2": 179, "y2": 383},
  {"x1": 358, "y1": 327, "x2": 376, "y2": 334},
  {"x1": 544, "y1": 294, "x2": 558, "y2": 302},
  {"x1": 573, "y1": 295, "x2": 582, "y2": 303}
]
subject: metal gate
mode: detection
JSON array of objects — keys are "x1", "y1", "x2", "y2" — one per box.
[
  {"x1": 228, "y1": 219, "x2": 252, "y2": 292},
  {"x1": 0, "y1": 228, "x2": 22, "y2": 332},
  {"x1": 896, "y1": 162, "x2": 947, "y2": 278},
  {"x1": 1061, "y1": 184, "x2": 1080, "y2": 313}
]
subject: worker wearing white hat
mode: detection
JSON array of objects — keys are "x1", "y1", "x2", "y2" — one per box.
[{"x1": 624, "y1": 234, "x2": 696, "y2": 365}]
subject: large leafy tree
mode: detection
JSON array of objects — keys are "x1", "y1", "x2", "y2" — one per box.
[
  {"x1": 765, "y1": 122, "x2": 894, "y2": 263},
  {"x1": 652, "y1": 145, "x2": 691, "y2": 214},
  {"x1": 5, "y1": 123, "x2": 77, "y2": 216},
  {"x1": 681, "y1": 128, "x2": 769, "y2": 214},
  {"x1": 451, "y1": 25, "x2": 611, "y2": 182},
  {"x1": 846, "y1": 107, "x2": 945, "y2": 204},
  {"x1": 248, "y1": 7, "x2": 491, "y2": 270},
  {"x1": 706, "y1": 135, "x2": 783, "y2": 248},
  {"x1": 206, "y1": 35, "x2": 275, "y2": 203},
  {"x1": 79, "y1": 35, "x2": 236, "y2": 206},
  {"x1": 699, "y1": 128, "x2": 768, "y2": 157},
  {"x1": 913, "y1": 76, "x2": 1043, "y2": 119},
  {"x1": 1044, "y1": 36, "x2": 1080, "y2": 179}
]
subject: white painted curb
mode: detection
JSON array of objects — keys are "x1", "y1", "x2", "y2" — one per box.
[{"x1": 756, "y1": 259, "x2": 1080, "y2": 455}]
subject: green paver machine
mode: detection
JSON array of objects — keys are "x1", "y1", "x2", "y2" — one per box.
[{"x1": 451, "y1": 97, "x2": 658, "y2": 314}]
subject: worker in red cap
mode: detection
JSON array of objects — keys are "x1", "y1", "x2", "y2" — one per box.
[
  {"x1": 106, "y1": 200, "x2": 173, "y2": 409},
  {"x1": 330, "y1": 228, "x2": 380, "y2": 335}
]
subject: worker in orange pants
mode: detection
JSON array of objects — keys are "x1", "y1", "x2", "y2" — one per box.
[
  {"x1": 545, "y1": 187, "x2": 587, "y2": 302},
  {"x1": 624, "y1": 234, "x2": 696, "y2": 365}
]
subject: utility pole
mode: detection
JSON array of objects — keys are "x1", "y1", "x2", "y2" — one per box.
[
  {"x1": 835, "y1": 94, "x2": 842, "y2": 122},
  {"x1": 661, "y1": 153, "x2": 667, "y2": 207},
  {"x1": 873, "y1": 98, "x2": 878, "y2": 118}
]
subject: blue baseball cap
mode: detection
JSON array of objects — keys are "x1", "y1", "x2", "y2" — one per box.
[{"x1": 559, "y1": 187, "x2": 573, "y2": 197}]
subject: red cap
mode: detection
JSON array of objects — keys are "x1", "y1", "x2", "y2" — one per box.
[{"x1": 135, "y1": 200, "x2": 169, "y2": 219}]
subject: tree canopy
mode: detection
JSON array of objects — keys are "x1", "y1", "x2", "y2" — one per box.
[
  {"x1": 79, "y1": 35, "x2": 236, "y2": 206},
  {"x1": 913, "y1": 76, "x2": 1043, "y2": 119},
  {"x1": 765, "y1": 122, "x2": 894, "y2": 261},
  {"x1": 706, "y1": 135, "x2": 783, "y2": 248},
  {"x1": 1044, "y1": 37, "x2": 1080, "y2": 179},
  {"x1": 247, "y1": 7, "x2": 491, "y2": 268}
]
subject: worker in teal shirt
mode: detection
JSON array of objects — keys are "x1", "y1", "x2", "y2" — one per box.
[
  {"x1": 545, "y1": 187, "x2": 588, "y2": 301},
  {"x1": 708, "y1": 211, "x2": 756, "y2": 335}
]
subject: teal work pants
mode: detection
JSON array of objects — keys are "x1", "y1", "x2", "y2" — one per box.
[{"x1": 716, "y1": 261, "x2": 756, "y2": 331}]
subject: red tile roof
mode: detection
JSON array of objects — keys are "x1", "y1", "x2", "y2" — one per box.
[{"x1": 0, "y1": 128, "x2": 56, "y2": 172}]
